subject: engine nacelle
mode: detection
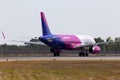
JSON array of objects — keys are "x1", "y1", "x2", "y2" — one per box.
[{"x1": 89, "y1": 46, "x2": 101, "y2": 54}]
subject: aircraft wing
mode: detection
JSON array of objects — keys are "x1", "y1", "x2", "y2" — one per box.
[
  {"x1": 75, "y1": 41, "x2": 117, "y2": 48},
  {"x1": 94, "y1": 41, "x2": 119, "y2": 46},
  {"x1": 93, "y1": 42, "x2": 109, "y2": 45},
  {"x1": 12, "y1": 40, "x2": 45, "y2": 45},
  {"x1": 2, "y1": 31, "x2": 45, "y2": 45}
]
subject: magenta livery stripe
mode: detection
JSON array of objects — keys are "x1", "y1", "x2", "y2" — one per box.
[{"x1": 57, "y1": 35, "x2": 81, "y2": 49}]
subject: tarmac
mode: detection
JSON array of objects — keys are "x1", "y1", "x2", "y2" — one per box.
[{"x1": 0, "y1": 57, "x2": 120, "y2": 61}]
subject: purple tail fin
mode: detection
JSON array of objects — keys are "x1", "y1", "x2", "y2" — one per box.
[{"x1": 41, "y1": 12, "x2": 52, "y2": 35}]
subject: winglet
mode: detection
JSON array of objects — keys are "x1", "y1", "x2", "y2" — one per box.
[
  {"x1": 41, "y1": 12, "x2": 52, "y2": 35},
  {"x1": 1, "y1": 31, "x2": 6, "y2": 39}
]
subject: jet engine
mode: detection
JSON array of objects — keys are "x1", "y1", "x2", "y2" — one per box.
[{"x1": 89, "y1": 46, "x2": 101, "y2": 54}]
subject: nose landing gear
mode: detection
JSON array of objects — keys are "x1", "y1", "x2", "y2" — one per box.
[{"x1": 79, "y1": 48, "x2": 89, "y2": 57}]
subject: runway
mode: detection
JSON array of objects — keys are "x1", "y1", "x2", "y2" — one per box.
[{"x1": 0, "y1": 57, "x2": 120, "y2": 61}]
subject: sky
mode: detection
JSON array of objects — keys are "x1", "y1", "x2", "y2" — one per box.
[{"x1": 0, "y1": 0, "x2": 120, "y2": 45}]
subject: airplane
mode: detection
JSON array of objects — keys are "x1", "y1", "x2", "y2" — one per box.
[
  {"x1": 35, "y1": 12, "x2": 106, "y2": 57},
  {"x1": 2, "y1": 12, "x2": 112, "y2": 57}
]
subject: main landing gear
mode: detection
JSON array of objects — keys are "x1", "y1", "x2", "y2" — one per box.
[
  {"x1": 50, "y1": 48, "x2": 60, "y2": 57},
  {"x1": 79, "y1": 48, "x2": 89, "y2": 57}
]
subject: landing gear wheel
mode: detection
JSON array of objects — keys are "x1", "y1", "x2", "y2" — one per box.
[
  {"x1": 85, "y1": 53, "x2": 88, "y2": 57},
  {"x1": 50, "y1": 48, "x2": 60, "y2": 57},
  {"x1": 79, "y1": 52, "x2": 89, "y2": 57},
  {"x1": 79, "y1": 52, "x2": 85, "y2": 57},
  {"x1": 79, "y1": 47, "x2": 89, "y2": 57},
  {"x1": 54, "y1": 52, "x2": 60, "y2": 57},
  {"x1": 54, "y1": 52, "x2": 57, "y2": 57}
]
